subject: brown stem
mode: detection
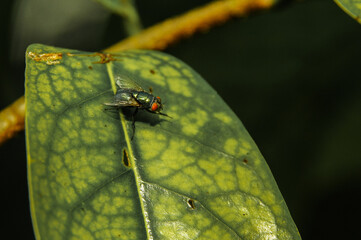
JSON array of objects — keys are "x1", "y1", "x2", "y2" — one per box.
[
  {"x1": 0, "y1": 96, "x2": 25, "y2": 145},
  {"x1": 0, "y1": 0, "x2": 276, "y2": 145},
  {"x1": 105, "y1": 0, "x2": 275, "y2": 52}
]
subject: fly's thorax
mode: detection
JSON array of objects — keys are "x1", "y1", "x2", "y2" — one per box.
[{"x1": 133, "y1": 91, "x2": 154, "y2": 109}]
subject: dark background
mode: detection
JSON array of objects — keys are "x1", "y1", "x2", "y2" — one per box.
[{"x1": 1, "y1": 0, "x2": 360, "y2": 239}]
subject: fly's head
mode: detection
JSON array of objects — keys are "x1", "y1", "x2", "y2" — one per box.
[{"x1": 150, "y1": 96, "x2": 163, "y2": 113}]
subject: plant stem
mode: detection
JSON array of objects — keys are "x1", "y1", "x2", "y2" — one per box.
[
  {"x1": 0, "y1": 96, "x2": 25, "y2": 145},
  {"x1": 95, "y1": 0, "x2": 143, "y2": 36},
  {"x1": 120, "y1": 1, "x2": 143, "y2": 36},
  {"x1": 105, "y1": 0, "x2": 276, "y2": 52}
]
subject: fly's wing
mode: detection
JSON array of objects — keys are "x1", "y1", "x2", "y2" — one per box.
[
  {"x1": 115, "y1": 75, "x2": 144, "y2": 92},
  {"x1": 103, "y1": 99, "x2": 141, "y2": 107},
  {"x1": 103, "y1": 101, "x2": 140, "y2": 108},
  {"x1": 104, "y1": 91, "x2": 141, "y2": 108}
]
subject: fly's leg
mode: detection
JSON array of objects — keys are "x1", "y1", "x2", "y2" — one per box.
[
  {"x1": 149, "y1": 87, "x2": 153, "y2": 94},
  {"x1": 145, "y1": 109, "x2": 172, "y2": 118},
  {"x1": 158, "y1": 112, "x2": 172, "y2": 118},
  {"x1": 103, "y1": 105, "x2": 120, "y2": 112},
  {"x1": 131, "y1": 108, "x2": 139, "y2": 140}
]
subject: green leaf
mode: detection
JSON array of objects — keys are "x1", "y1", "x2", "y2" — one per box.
[
  {"x1": 25, "y1": 44, "x2": 301, "y2": 239},
  {"x1": 335, "y1": 0, "x2": 361, "y2": 24}
]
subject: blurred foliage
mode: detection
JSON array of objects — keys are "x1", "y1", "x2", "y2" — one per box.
[
  {"x1": 94, "y1": 0, "x2": 142, "y2": 35},
  {"x1": 335, "y1": 0, "x2": 361, "y2": 24},
  {"x1": 1, "y1": 0, "x2": 361, "y2": 239}
]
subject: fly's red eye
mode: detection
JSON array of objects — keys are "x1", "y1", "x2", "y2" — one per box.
[{"x1": 151, "y1": 103, "x2": 158, "y2": 111}]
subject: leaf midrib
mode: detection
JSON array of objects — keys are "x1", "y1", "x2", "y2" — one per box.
[{"x1": 106, "y1": 62, "x2": 153, "y2": 239}]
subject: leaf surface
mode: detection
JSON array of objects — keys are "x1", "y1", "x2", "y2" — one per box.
[
  {"x1": 25, "y1": 44, "x2": 301, "y2": 239},
  {"x1": 335, "y1": 0, "x2": 361, "y2": 23}
]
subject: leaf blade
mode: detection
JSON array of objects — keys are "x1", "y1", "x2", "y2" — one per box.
[
  {"x1": 25, "y1": 44, "x2": 301, "y2": 239},
  {"x1": 25, "y1": 44, "x2": 147, "y2": 239}
]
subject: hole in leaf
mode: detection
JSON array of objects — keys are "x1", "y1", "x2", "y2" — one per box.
[
  {"x1": 150, "y1": 69, "x2": 156, "y2": 74},
  {"x1": 187, "y1": 198, "x2": 196, "y2": 209},
  {"x1": 243, "y1": 158, "x2": 248, "y2": 164},
  {"x1": 122, "y1": 149, "x2": 131, "y2": 167}
]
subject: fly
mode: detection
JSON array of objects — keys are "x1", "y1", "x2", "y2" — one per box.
[{"x1": 104, "y1": 75, "x2": 171, "y2": 139}]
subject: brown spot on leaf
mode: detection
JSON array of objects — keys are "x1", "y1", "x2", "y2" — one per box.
[
  {"x1": 66, "y1": 52, "x2": 122, "y2": 64},
  {"x1": 93, "y1": 53, "x2": 117, "y2": 64},
  {"x1": 187, "y1": 198, "x2": 196, "y2": 209},
  {"x1": 27, "y1": 52, "x2": 62, "y2": 65},
  {"x1": 122, "y1": 149, "x2": 131, "y2": 167}
]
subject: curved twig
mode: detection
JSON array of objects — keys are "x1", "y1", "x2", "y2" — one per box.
[{"x1": 105, "y1": 0, "x2": 275, "y2": 52}]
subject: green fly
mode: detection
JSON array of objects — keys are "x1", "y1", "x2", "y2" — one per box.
[{"x1": 104, "y1": 75, "x2": 171, "y2": 139}]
